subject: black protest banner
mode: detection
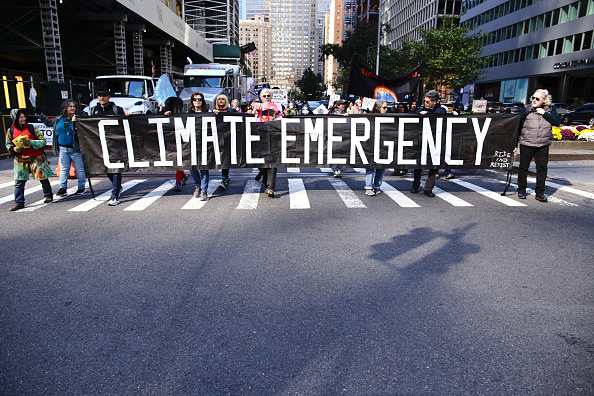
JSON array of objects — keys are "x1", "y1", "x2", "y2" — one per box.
[{"x1": 76, "y1": 113, "x2": 519, "y2": 173}]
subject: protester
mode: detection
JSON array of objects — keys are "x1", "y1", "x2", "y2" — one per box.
[
  {"x1": 409, "y1": 100, "x2": 419, "y2": 113},
  {"x1": 364, "y1": 101, "x2": 388, "y2": 196},
  {"x1": 300, "y1": 103, "x2": 310, "y2": 115},
  {"x1": 160, "y1": 96, "x2": 188, "y2": 191},
  {"x1": 230, "y1": 99, "x2": 242, "y2": 112},
  {"x1": 411, "y1": 90, "x2": 445, "y2": 197},
  {"x1": 89, "y1": 86, "x2": 129, "y2": 206},
  {"x1": 212, "y1": 94, "x2": 236, "y2": 190},
  {"x1": 331, "y1": 99, "x2": 347, "y2": 177},
  {"x1": 38, "y1": 99, "x2": 86, "y2": 197},
  {"x1": 188, "y1": 92, "x2": 210, "y2": 201},
  {"x1": 253, "y1": 88, "x2": 282, "y2": 197},
  {"x1": 245, "y1": 100, "x2": 255, "y2": 114},
  {"x1": 516, "y1": 89, "x2": 561, "y2": 202}
]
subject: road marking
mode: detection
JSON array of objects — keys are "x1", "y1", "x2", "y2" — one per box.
[
  {"x1": 432, "y1": 185, "x2": 474, "y2": 206},
  {"x1": 320, "y1": 168, "x2": 333, "y2": 173},
  {"x1": 287, "y1": 168, "x2": 300, "y2": 173},
  {"x1": 0, "y1": 179, "x2": 61, "y2": 205},
  {"x1": 527, "y1": 176, "x2": 594, "y2": 200},
  {"x1": 490, "y1": 178, "x2": 578, "y2": 207},
  {"x1": 125, "y1": 180, "x2": 175, "y2": 211},
  {"x1": 449, "y1": 179, "x2": 526, "y2": 206},
  {"x1": 328, "y1": 178, "x2": 366, "y2": 208},
  {"x1": 288, "y1": 178, "x2": 310, "y2": 209},
  {"x1": 181, "y1": 179, "x2": 221, "y2": 209},
  {"x1": 69, "y1": 179, "x2": 146, "y2": 211},
  {"x1": 0, "y1": 181, "x2": 15, "y2": 190},
  {"x1": 379, "y1": 181, "x2": 420, "y2": 207},
  {"x1": 237, "y1": 180, "x2": 261, "y2": 209},
  {"x1": 353, "y1": 168, "x2": 366, "y2": 173},
  {"x1": 19, "y1": 182, "x2": 94, "y2": 212}
]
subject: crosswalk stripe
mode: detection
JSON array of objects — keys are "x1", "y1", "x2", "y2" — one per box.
[
  {"x1": 19, "y1": 182, "x2": 93, "y2": 212},
  {"x1": 353, "y1": 168, "x2": 366, "y2": 173},
  {"x1": 237, "y1": 179, "x2": 261, "y2": 209},
  {"x1": 379, "y1": 181, "x2": 420, "y2": 207},
  {"x1": 287, "y1": 168, "x2": 300, "y2": 173},
  {"x1": 181, "y1": 179, "x2": 221, "y2": 209},
  {"x1": 320, "y1": 168, "x2": 333, "y2": 173},
  {"x1": 0, "y1": 181, "x2": 14, "y2": 190},
  {"x1": 125, "y1": 180, "x2": 175, "y2": 211},
  {"x1": 449, "y1": 179, "x2": 526, "y2": 206},
  {"x1": 69, "y1": 179, "x2": 146, "y2": 211},
  {"x1": 527, "y1": 176, "x2": 594, "y2": 200},
  {"x1": 0, "y1": 179, "x2": 61, "y2": 205},
  {"x1": 489, "y1": 178, "x2": 578, "y2": 207},
  {"x1": 408, "y1": 179, "x2": 473, "y2": 207},
  {"x1": 328, "y1": 178, "x2": 366, "y2": 208},
  {"x1": 288, "y1": 178, "x2": 310, "y2": 209}
]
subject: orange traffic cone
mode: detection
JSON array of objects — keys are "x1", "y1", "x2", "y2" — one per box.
[{"x1": 55, "y1": 162, "x2": 77, "y2": 179}]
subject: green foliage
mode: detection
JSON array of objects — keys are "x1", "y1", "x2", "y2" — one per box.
[{"x1": 295, "y1": 68, "x2": 326, "y2": 100}]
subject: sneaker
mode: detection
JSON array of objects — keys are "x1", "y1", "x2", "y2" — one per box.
[
  {"x1": 200, "y1": 191, "x2": 208, "y2": 201},
  {"x1": 517, "y1": 191, "x2": 527, "y2": 199},
  {"x1": 56, "y1": 188, "x2": 68, "y2": 197},
  {"x1": 374, "y1": 189, "x2": 382, "y2": 195},
  {"x1": 333, "y1": 170, "x2": 342, "y2": 177},
  {"x1": 219, "y1": 177, "x2": 229, "y2": 190},
  {"x1": 44, "y1": 196, "x2": 53, "y2": 203},
  {"x1": 535, "y1": 194, "x2": 548, "y2": 202},
  {"x1": 444, "y1": 174, "x2": 455, "y2": 180},
  {"x1": 9, "y1": 204, "x2": 24, "y2": 211},
  {"x1": 173, "y1": 182, "x2": 181, "y2": 192},
  {"x1": 74, "y1": 188, "x2": 86, "y2": 195},
  {"x1": 265, "y1": 187, "x2": 275, "y2": 197},
  {"x1": 193, "y1": 187, "x2": 201, "y2": 198},
  {"x1": 180, "y1": 174, "x2": 188, "y2": 186},
  {"x1": 107, "y1": 197, "x2": 119, "y2": 206},
  {"x1": 365, "y1": 189, "x2": 375, "y2": 196},
  {"x1": 435, "y1": 173, "x2": 441, "y2": 178}
]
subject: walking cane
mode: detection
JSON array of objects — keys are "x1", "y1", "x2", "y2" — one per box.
[{"x1": 501, "y1": 166, "x2": 513, "y2": 196}]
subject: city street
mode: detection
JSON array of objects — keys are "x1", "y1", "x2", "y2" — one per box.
[{"x1": 1, "y1": 161, "x2": 593, "y2": 395}]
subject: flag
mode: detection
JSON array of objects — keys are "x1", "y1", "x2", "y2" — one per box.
[{"x1": 347, "y1": 58, "x2": 422, "y2": 102}]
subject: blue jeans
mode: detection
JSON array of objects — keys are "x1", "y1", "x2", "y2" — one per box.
[
  {"x1": 365, "y1": 169, "x2": 385, "y2": 190},
  {"x1": 59, "y1": 147, "x2": 86, "y2": 189},
  {"x1": 106, "y1": 173, "x2": 122, "y2": 198},
  {"x1": 190, "y1": 169, "x2": 209, "y2": 192},
  {"x1": 15, "y1": 178, "x2": 52, "y2": 205}
]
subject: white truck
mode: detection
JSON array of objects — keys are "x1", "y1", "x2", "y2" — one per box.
[
  {"x1": 180, "y1": 63, "x2": 246, "y2": 111},
  {"x1": 84, "y1": 75, "x2": 158, "y2": 115}
]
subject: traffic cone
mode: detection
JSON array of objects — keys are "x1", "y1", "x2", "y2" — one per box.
[{"x1": 55, "y1": 162, "x2": 77, "y2": 179}]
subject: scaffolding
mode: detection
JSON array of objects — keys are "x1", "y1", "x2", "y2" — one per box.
[
  {"x1": 114, "y1": 20, "x2": 127, "y2": 75},
  {"x1": 185, "y1": 0, "x2": 239, "y2": 45},
  {"x1": 39, "y1": 0, "x2": 64, "y2": 83}
]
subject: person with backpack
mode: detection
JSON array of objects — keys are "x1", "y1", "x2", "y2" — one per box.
[
  {"x1": 38, "y1": 99, "x2": 86, "y2": 197},
  {"x1": 5, "y1": 109, "x2": 54, "y2": 211},
  {"x1": 88, "y1": 86, "x2": 130, "y2": 206}
]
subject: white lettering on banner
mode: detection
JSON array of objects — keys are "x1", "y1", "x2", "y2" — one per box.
[
  {"x1": 374, "y1": 117, "x2": 394, "y2": 164},
  {"x1": 245, "y1": 118, "x2": 264, "y2": 164},
  {"x1": 303, "y1": 118, "x2": 324, "y2": 164},
  {"x1": 281, "y1": 118, "x2": 301, "y2": 164},
  {"x1": 472, "y1": 117, "x2": 491, "y2": 165},
  {"x1": 98, "y1": 119, "x2": 124, "y2": 169},
  {"x1": 174, "y1": 117, "x2": 197, "y2": 166},
  {"x1": 398, "y1": 118, "x2": 418, "y2": 165},
  {"x1": 445, "y1": 118, "x2": 466, "y2": 166},
  {"x1": 350, "y1": 118, "x2": 370, "y2": 165},
  {"x1": 123, "y1": 119, "x2": 149, "y2": 167},
  {"x1": 421, "y1": 118, "x2": 441, "y2": 165},
  {"x1": 201, "y1": 117, "x2": 221, "y2": 166},
  {"x1": 148, "y1": 118, "x2": 174, "y2": 167},
  {"x1": 223, "y1": 116, "x2": 242, "y2": 165},
  {"x1": 327, "y1": 118, "x2": 347, "y2": 165}
]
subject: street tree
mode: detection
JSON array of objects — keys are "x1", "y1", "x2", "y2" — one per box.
[{"x1": 295, "y1": 68, "x2": 326, "y2": 100}]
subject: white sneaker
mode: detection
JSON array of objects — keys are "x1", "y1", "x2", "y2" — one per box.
[
  {"x1": 333, "y1": 170, "x2": 342, "y2": 177},
  {"x1": 365, "y1": 189, "x2": 375, "y2": 196},
  {"x1": 107, "y1": 197, "x2": 119, "y2": 206}
]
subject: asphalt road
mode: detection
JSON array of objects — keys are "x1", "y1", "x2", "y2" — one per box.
[{"x1": 1, "y1": 165, "x2": 593, "y2": 395}]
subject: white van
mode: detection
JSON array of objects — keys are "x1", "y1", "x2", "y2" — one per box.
[{"x1": 84, "y1": 75, "x2": 158, "y2": 115}]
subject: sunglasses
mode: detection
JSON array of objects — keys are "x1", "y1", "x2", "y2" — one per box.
[
  {"x1": 193, "y1": 98, "x2": 203, "y2": 101},
  {"x1": 262, "y1": 94, "x2": 271, "y2": 98},
  {"x1": 424, "y1": 99, "x2": 432, "y2": 103},
  {"x1": 381, "y1": 106, "x2": 388, "y2": 109},
  {"x1": 531, "y1": 96, "x2": 543, "y2": 101}
]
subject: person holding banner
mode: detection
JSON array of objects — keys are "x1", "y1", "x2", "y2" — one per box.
[
  {"x1": 212, "y1": 94, "x2": 236, "y2": 190},
  {"x1": 5, "y1": 109, "x2": 54, "y2": 211},
  {"x1": 38, "y1": 99, "x2": 87, "y2": 197},
  {"x1": 89, "y1": 86, "x2": 128, "y2": 206},
  {"x1": 364, "y1": 101, "x2": 388, "y2": 196},
  {"x1": 253, "y1": 88, "x2": 282, "y2": 197},
  {"x1": 188, "y1": 92, "x2": 211, "y2": 201},
  {"x1": 411, "y1": 90, "x2": 445, "y2": 197},
  {"x1": 516, "y1": 89, "x2": 560, "y2": 202},
  {"x1": 231, "y1": 99, "x2": 242, "y2": 112},
  {"x1": 159, "y1": 97, "x2": 188, "y2": 192}
]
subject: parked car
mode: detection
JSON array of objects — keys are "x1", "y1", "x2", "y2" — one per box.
[
  {"x1": 486, "y1": 101, "x2": 506, "y2": 113},
  {"x1": 503, "y1": 102, "x2": 525, "y2": 114},
  {"x1": 552, "y1": 103, "x2": 570, "y2": 115},
  {"x1": 562, "y1": 103, "x2": 594, "y2": 126}
]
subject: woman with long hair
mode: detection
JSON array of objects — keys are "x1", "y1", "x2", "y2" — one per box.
[
  {"x1": 187, "y1": 92, "x2": 210, "y2": 200},
  {"x1": 212, "y1": 94, "x2": 236, "y2": 189},
  {"x1": 5, "y1": 109, "x2": 54, "y2": 211}
]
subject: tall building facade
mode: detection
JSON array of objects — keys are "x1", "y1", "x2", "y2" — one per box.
[
  {"x1": 461, "y1": 0, "x2": 594, "y2": 105},
  {"x1": 185, "y1": 0, "x2": 240, "y2": 45},
  {"x1": 239, "y1": 16, "x2": 271, "y2": 83},
  {"x1": 381, "y1": 0, "x2": 462, "y2": 49}
]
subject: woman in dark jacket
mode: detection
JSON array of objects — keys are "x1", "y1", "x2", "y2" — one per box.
[
  {"x1": 187, "y1": 92, "x2": 210, "y2": 200},
  {"x1": 516, "y1": 89, "x2": 561, "y2": 202},
  {"x1": 212, "y1": 94, "x2": 236, "y2": 189}
]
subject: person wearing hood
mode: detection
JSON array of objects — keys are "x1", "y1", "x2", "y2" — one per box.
[{"x1": 5, "y1": 109, "x2": 54, "y2": 211}]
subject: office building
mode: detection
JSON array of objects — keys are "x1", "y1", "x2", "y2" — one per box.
[{"x1": 239, "y1": 16, "x2": 271, "y2": 83}]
